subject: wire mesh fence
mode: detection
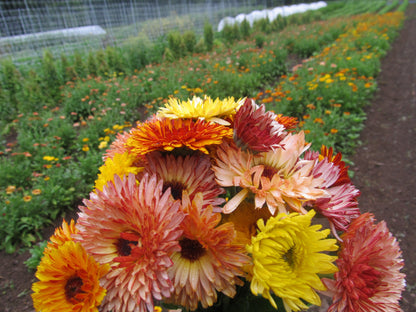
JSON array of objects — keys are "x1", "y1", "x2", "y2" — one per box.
[{"x1": 0, "y1": 0, "x2": 281, "y2": 64}]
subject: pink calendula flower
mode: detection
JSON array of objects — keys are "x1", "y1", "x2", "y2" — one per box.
[
  {"x1": 233, "y1": 98, "x2": 286, "y2": 152},
  {"x1": 75, "y1": 173, "x2": 185, "y2": 312},
  {"x1": 323, "y1": 213, "x2": 406, "y2": 312},
  {"x1": 305, "y1": 146, "x2": 360, "y2": 236}
]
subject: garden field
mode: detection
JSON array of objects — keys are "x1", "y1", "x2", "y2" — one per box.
[{"x1": 0, "y1": 1, "x2": 414, "y2": 311}]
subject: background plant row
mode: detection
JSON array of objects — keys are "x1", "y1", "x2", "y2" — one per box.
[{"x1": 0, "y1": 0, "x2": 407, "y2": 255}]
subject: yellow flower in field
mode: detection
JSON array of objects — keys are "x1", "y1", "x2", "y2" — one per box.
[
  {"x1": 82, "y1": 137, "x2": 89, "y2": 142},
  {"x1": 94, "y1": 152, "x2": 143, "y2": 192},
  {"x1": 32, "y1": 240, "x2": 109, "y2": 312},
  {"x1": 157, "y1": 96, "x2": 244, "y2": 125},
  {"x1": 98, "y1": 141, "x2": 108, "y2": 149},
  {"x1": 43, "y1": 156, "x2": 55, "y2": 161},
  {"x1": 23, "y1": 195, "x2": 32, "y2": 202},
  {"x1": 82, "y1": 145, "x2": 89, "y2": 152},
  {"x1": 247, "y1": 210, "x2": 338, "y2": 311}
]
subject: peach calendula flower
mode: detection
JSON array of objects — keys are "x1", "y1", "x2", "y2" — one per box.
[
  {"x1": 75, "y1": 173, "x2": 185, "y2": 312},
  {"x1": 32, "y1": 240, "x2": 109, "y2": 312},
  {"x1": 94, "y1": 152, "x2": 144, "y2": 192},
  {"x1": 323, "y1": 213, "x2": 406, "y2": 312},
  {"x1": 233, "y1": 98, "x2": 286, "y2": 152},
  {"x1": 213, "y1": 132, "x2": 327, "y2": 215},
  {"x1": 142, "y1": 152, "x2": 225, "y2": 211},
  {"x1": 126, "y1": 116, "x2": 233, "y2": 155},
  {"x1": 247, "y1": 210, "x2": 338, "y2": 311},
  {"x1": 165, "y1": 192, "x2": 250, "y2": 310},
  {"x1": 157, "y1": 96, "x2": 244, "y2": 125}
]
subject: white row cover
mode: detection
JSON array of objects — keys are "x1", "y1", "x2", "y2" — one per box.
[{"x1": 218, "y1": 1, "x2": 327, "y2": 32}]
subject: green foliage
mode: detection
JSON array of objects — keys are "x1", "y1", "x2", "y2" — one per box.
[
  {"x1": 167, "y1": 31, "x2": 185, "y2": 59},
  {"x1": 73, "y1": 50, "x2": 86, "y2": 77},
  {"x1": 221, "y1": 23, "x2": 240, "y2": 45},
  {"x1": 182, "y1": 30, "x2": 197, "y2": 54},
  {"x1": 204, "y1": 21, "x2": 214, "y2": 51},
  {"x1": 24, "y1": 240, "x2": 47, "y2": 271},
  {"x1": 0, "y1": 59, "x2": 21, "y2": 118},
  {"x1": 254, "y1": 33, "x2": 265, "y2": 49},
  {"x1": 87, "y1": 52, "x2": 98, "y2": 77},
  {"x1": 41, "y1": 50, "x2": 61, "y2": 101},
  {"x1": 240, "y1": 19, "x2": 251, "y2": 39}
]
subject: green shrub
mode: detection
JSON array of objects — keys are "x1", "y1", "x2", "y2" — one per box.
[
  {"x1": 255, "y1": 33, "x2": 265, "y2": 49},
  {"x1": 87, "y1": 52, "x2": 98, "y2": 77},
  {"x1": 167, "y1": 31, "x2": 185, "y2": 59},
  {"x1": 240, "y1": 19, "x2": 251, "y2": 39},
  {"x1": 182, "y1": 30, "x2": 197, "y2": 54},
  {"x1": 204, "y1": 21, "x2": 214, "y2": 51},
  {"x1": 74, "y1": 50, "x2": 86, "y2": 78}
]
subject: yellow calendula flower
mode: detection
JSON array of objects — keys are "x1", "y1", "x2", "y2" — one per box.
[
  {"x1": 94, "y1": 152, "x2": 143, "y2": 191},
  {"x1": 246, "y1": 210, "x2": 338, "y2": 311},
  {"x1": 157, "y1": 96, "x2": 245, "y2": 125}
]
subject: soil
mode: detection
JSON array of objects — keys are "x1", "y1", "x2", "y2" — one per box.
[{"x1": 0, "y1": 5, "x2": 415, "y2": 312}]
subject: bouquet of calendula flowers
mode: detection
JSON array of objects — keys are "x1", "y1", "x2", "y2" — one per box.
[{"x1": 32, "y1": 96, "x2": 405, "y2": 312}]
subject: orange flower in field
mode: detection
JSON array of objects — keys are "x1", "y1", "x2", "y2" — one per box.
[
  {"x1": 23, "y1": 195, "x2": 32, "y2": 202},
  {"x1": 324, "y1": 213, "x2": 405, "y2": 312},
  {"x1": 127, "y1": 116, "x2": 232, "y2": 155}
]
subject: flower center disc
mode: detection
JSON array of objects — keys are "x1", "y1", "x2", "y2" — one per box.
[
  {"x1": 163, "y1": 180, "x2": 187, "y2": 200},
  {"x1": 65, "y1": 276, "x2": 84, "y2": 303},
  {"x1": 179, "y1": 237, "x2": 206, "y2": 261}
]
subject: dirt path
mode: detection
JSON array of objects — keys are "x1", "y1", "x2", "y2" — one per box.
[
  {"x1": 0, "y1": 6, "x2": 415, "y2": 312},
  {"x1": 350, "y1": 4, "x2": 416, "y2": 311}
]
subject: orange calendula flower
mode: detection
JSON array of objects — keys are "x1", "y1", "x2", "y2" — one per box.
[
  {"x1": 32, "y1": 240, "x2": 109, "y2": 312},
  {"x1": 47, "y1": 219, "x2": 78, "y2": 250},
  {"x1": 23, "y1": 195, "x2": 32, "y2": 202},
  {"x1": 323, "y1": 213, "x2": 405, "y2": 312},
  {"x1": 166, "y1": 192, "x2": 249, "y2": 310},
  {"x1": 276, "y1": 114, "x2": 299, "y2": 132},
  {"x1": 127, "y1": 116, "x2": 232, "y2": 155}
]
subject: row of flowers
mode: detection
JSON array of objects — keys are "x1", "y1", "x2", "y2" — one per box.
[{"x1": 32, "y1": 97, "x2": 405, "y2": 312}]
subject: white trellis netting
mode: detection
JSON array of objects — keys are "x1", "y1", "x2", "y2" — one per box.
[
  {"x1": 0, "y1": 0, "x2": 269, "y2": 63},
  {"x1": 217, "y1": 1, "x2": 327, "y2": 31}
]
